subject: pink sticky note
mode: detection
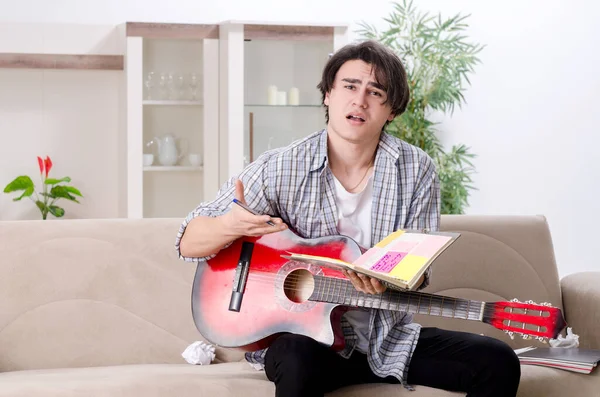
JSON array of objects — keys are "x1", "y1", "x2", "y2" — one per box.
[{"x1": 370, "y1": 251, "x2": 407, "y2": 273}]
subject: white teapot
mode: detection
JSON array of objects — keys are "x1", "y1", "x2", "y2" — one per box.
[{"x1": 149, "y1": 133, "x2": 187, "y2": 166}]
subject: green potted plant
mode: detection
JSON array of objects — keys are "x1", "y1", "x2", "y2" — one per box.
[
  {"x1": 358, "y1": 0, "x2": 485, "y2": 214},
  {"x1": 3, "y1": 156, "x2": 83, "y2": 220}
]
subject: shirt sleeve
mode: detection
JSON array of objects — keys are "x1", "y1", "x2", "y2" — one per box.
[
  {"x1": 174, "y1": 154, "x2": 276, "y2": 262},
  {"x1": 405, "y1": 152, "x2": 441, "y2": 290}
]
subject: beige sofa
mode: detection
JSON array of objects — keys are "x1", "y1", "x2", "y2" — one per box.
[{"x1": 0, "y1": 215, "x2": 598, "y2": 396}]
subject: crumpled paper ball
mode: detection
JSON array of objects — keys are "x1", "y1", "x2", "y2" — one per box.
[
  {"x1": 549, "y1": 327, "x2": 580, "y2": 348},
  {"x1": 182, "y1": 341, "x2": 216, "y2": 365}
]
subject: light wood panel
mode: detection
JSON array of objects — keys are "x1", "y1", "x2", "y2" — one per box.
[
  {"x1": 244, "y1": 25, "x2": 334, "y2": 41},
  {"x1": 0, "y1": 53, "x2": 124, "y2": 70},
  {"x1": 126, "y1": 22, "x2": 219, "y2": 39}
]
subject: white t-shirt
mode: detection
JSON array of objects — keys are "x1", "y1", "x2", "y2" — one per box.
[{"x1": 331, "y1": 172, "x2": 373, "y2": 354}]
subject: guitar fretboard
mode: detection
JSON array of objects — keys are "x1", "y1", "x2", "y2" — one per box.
[{"x1": 310, "y1": 275, "x2": 484, "y2": 321}]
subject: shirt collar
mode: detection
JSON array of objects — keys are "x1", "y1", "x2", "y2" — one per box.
[
  {"x1": 309, "y1": 128, "x2": 401, "y2": 172},
  {"x1": 309, "y1": 129, "x2": 329, "y2": 172}
]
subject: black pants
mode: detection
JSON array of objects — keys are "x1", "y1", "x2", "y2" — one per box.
[{"x1": 264, "y1": 327, "x2": 521, "y2": 397}]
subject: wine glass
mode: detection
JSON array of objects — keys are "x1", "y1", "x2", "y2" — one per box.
[
  {"x1": 189, "y1": 72, "x2": 199, "y2": 101},
  {"x1": 157, "y1": 73, "x2": 168, "y2": 100},
  {"x1": 144, "y1": 71, "x2": 155, "y2": 100}
]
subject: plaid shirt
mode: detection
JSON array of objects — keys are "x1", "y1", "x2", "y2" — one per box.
[{"x1": 175, "y1": 129, "x2": 440, "y2": 385}]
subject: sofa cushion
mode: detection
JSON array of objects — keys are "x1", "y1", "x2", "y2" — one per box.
[
  {"x1": 515, "y1": 364, "x2": 600, "y2": 397},
  {"x1": 0, "y1": 363, "x2": 270, "y2": 397},
  {"x1": 0, "y1": 362, "x2": 597, "y2": 397}
]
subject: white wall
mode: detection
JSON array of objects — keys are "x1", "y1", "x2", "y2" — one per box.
[
  {"x1": 0, "y1": 68, "x2": 122, "y2": 221},
  {"x1": 431, "y1": 1, "x2": 600, "y2": 279},
  {"x1": 0, "y1": 23, "x2": 122, "y2": 221},
  {"x1": 0, "y1": 0, "x2": 598, "y2": 277}
]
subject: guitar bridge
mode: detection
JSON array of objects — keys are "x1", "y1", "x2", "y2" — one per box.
[{"x1": 229, "y1": 241, "x2": 254, "y2": 312}]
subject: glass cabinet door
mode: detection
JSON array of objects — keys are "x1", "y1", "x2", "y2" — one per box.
[
  {"x1": 219, "y1": 22, "x2": 348, "y2": 181},
  {"x1": 243, "y1": 38, "x2": 331, "y2": 163},
  {"x1": 142, "y1": 37, "x2": 205, "y2": 218}
]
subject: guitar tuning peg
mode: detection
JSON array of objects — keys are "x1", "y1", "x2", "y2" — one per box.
[
  {"x1": 521, "y1": 334, "x2": 531, "y2": 340},
  {"x1": 525, "y1": 300, "x2": 535, "y2": 304},
  {"x1": 510, "y1": 298, "x2": 521, "y2": 303},
  {"x1": 540, "y1": 302, "x2": 553, "y2": 307},
  {"x1": 505, "y1": 331, "x2": 515, "y2": 340}
]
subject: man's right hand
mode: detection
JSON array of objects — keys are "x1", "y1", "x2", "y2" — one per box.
[
  {"x1": 179, "y1": 179, "x2": 287, "y2": 259},
  {"x1": 221, "y1": 179, "x2": 287, "y2": 238}
]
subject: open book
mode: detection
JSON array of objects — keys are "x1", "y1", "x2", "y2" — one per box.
[
  {"x1": 284, "y1": 229, "x2": 460, "y2": 290},
  {"x1": 516, "y1": 347, "x2": 600, "y2": 374}
]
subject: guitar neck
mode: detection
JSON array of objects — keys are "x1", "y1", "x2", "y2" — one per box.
[{"x1": 310, "y1": 275, "x2": 486, "y2": 322}]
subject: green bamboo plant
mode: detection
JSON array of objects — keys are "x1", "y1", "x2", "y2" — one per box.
[{"x1": 358, "y1": 0, "x2": 484, "y2": 214}]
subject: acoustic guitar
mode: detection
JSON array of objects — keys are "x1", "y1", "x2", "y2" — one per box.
[{"x1": 191, "y1": 228, "x2": 567, "y2": 352}]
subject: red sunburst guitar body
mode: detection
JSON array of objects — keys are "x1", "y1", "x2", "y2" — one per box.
[{"x1": 191, "y1": 228, "x2": 567, "y2": 352}]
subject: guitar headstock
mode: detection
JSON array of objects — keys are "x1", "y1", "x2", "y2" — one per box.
[{"x1": 483, "y1": 298, "x2": 567, "y2": 342}]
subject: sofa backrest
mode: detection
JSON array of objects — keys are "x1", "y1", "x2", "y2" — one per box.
[
  {"x1": 416, "y1": 214, "x2": 564, "y2": 349},
  {"x1": 0, "y1": 218, "x2": 246, "y2": 372},
  {"x1": 0, "y1": 215, "x2": 563, "y2": 372}
]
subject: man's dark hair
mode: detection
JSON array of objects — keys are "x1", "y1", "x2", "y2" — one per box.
[{"x1": 317, "y1": 40, "x2": 410, "y2": 126}]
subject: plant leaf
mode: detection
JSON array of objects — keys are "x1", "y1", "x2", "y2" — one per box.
[
  {"x1": 45, "y1": 177, "x2": 71, "y2": 185},
  {"x1": 49, "y1": 185, "x2": 80, "y2": 203},
  {"x1": 3, "y1": 176, "x2": 35, "y2": 201},
  {"x1": 48, "y1": 205, "x2": 65, "y2": 217},
  {"x1": 35, "y1": 200, "x2": 47, "y2": 212},
  {"x1": 12, "y1": 187, "x2": 34, "y2": 201},
  {"x1": 3, "y1": 175, "x2": 34, "y2": 193},
  {"x1": 64, "y1": 186, "x2": 83, "y2": 197}
]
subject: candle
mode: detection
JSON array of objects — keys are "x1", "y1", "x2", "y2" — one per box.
[
  {"x1": 277, "y1": 91, "x2": 287, "y2": 106},
  {"x1": 289, "y1": 87, "x2": 299, "y2": 106},
  {"x1": 267, "y1": 85, "x2": 278, "y2": 105}
]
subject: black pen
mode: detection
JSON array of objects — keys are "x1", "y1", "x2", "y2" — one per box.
[{"x1": 232, "y1": 198, "x2": 276, "y2": 226}]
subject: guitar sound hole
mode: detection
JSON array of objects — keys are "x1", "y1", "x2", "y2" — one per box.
[{"x1": 283, "y1": 269, "x2": 315, "y2": 303}]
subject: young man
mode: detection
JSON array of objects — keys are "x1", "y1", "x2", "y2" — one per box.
[{"x1": 176, "y1": 40, "x2": 521, "y2": 397}]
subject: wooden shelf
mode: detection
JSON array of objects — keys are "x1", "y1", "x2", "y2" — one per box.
[
  {"x1": 0, "y1": 53, "x2": 123, "y2": 70},
  {"x1": 143, "y1": 100, "x2": 203, "y2": 106},
  {"x1": 144, "y1": 166, "x2": 203, "y2": 172},
  {"x1": 243, "y1": 24, "x2": 334, "y2": 41},
  {"x1": 126, "y1": 22, "x2": 219, "y2": 39}
]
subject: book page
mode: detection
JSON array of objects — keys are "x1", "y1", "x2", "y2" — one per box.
[
  {"x1": 284, "y1": 229, "x2": 459, "y2": 289},
  {"x1": 352, "y1": 230, "x2": 454, "y2": 282}
]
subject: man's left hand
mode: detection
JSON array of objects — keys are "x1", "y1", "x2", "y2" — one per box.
[
  {"x1": 343, "y1": 271, "x2": 426, "y2": 294},
  {"x1": 343, "y1": 270, "x2": 387, "y2": 294}
]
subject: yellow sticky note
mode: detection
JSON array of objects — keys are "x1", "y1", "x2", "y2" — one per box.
[
  {"x1": 375, "y1": 230, "x2": 405, "y2": 248},
  {"x1": 388, "y1": 254, "x2": 427, "y2": 281}
]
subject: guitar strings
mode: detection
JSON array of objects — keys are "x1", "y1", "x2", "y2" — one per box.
[
  {"x1": 243, "y1": 272, "x2": 524, "y2": 312},
  {"x1": 246, "y1": 273, "x2": 548, "y2": 332},
  {"x1": 212, "y1": 272, "x2": 551, "y2": 332}
]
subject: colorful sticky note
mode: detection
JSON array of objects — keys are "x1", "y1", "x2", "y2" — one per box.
[{"x1": 388, "y1": 254, "x2": 427, "y2": 281}]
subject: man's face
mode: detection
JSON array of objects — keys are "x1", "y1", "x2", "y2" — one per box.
[{"x1": 324, "y1": 59, "x2": 395, "y2": 144}]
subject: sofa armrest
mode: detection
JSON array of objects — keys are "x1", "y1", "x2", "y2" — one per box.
[{"x1": 560, "y1": 271, "x2": 600, "y2": 349}]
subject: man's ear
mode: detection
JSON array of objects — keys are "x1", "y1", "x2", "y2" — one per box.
[
  {"x1": 387, "y1": 112, "x2": 395, "y2": 121},
  {"x1": 324, "y1": 92, "x2": 330, "y2": 106}
]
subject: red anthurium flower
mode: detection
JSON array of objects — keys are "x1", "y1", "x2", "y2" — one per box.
[
  {"x1": 44, "y1": 156, "x2": 53, "y2": 178},
  {"x1": 37, "y1": 156, "x2": 44, "y2": 174}
]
